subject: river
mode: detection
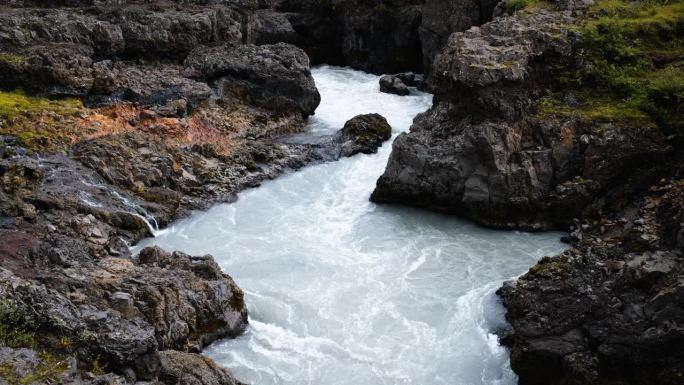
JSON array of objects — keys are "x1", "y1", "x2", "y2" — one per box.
[{"x1": 133, "y1": 66, "x2": 566, "y2": 385}]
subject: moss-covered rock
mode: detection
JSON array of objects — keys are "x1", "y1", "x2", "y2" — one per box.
[{"x1": 335, "y1": 113, "x2": 392, "y2": 157}]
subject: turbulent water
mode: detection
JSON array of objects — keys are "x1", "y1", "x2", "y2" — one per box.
[{"x1": 134, "y1": 66, "x2": 566, "y2": 385}]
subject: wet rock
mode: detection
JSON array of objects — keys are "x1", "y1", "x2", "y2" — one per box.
[
  {"x1": 157, "y1": 350, "x2": 243, "y2": 385},
  {"x1": 0, "y1": 240, "x2": 248, "y2": 381},
  {"x1": 379, "y1": 75, "x2": 410, "y2": 96},
  {"x1": 136, "y1": 246, "x2": 248, "y2": 349},
  {"x1": 334, "y1": 114, "x2": 392, "y2": 157}
]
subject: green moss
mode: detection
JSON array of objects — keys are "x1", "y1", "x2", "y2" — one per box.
[
  {"x1": 0, "y1": 352, "x2": 69, "y2": 385},
  {"x1": 0, "y1": 298, "x2": 36, "y2": 349},
  {"x1": 0, "y1": 90, "x2": 84, "y2": 150},
  {"x1": 536, "y1": 94, "x2": 650, "y2": 122},
  {"x1": 75, "y1": 329, "x2": 96, "y2": 345},
  {"x1": 0, "y1": 90, "x2": 81, "y2": 120},
  {"x1": 538, "y1": 0, "x2": 684, "y2": 133},
  {"x1": 90, "y1": 355, "x2": 106, "y2": 376},
  {"x1": 0, "y1": 53, "x2": 27, "y2": 65},
  {"x1": 527, "y1": 256, "x2": 572, "y2": 278}
]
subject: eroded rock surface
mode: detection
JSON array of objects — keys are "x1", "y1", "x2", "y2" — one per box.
[
  {"x1": 371, "y1": 1, "x2": 684, "y2": 384},
  {"x1": 372, "y1": 8, "x2": 671, "y2": 230},
  {"x1": 499, "y1": 178, "x2": 684, "y2": 385},
  {"x1": 0, "y1": 1, "x2": 323, "y2": 383}
]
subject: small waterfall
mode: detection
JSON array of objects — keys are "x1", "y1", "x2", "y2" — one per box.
[
  {"x1": 131, "y1": 212, "x2": 165, "y2": 237},
  {"x1": 111, "y1": 191, "x2": 165, "y2": 237},
  {"x1": 76, "y1": 177, "x2": 164, "y2": 237}
]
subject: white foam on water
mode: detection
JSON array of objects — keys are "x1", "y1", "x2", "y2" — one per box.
[{"x1": 133, "y1": 65, "x2": 566, "y2": 385}]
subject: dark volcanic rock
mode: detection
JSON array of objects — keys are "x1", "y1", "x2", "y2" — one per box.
[
  {"x1": 0, "y1": 4, "x2": 250, "y2": 61},
  {"x1": 379, "y1": 75, "x2": 410, "y2": 96},
  {"x1": 419, "y1": 0, "x2": 498, "y2": 74},
  {"x1": 184, "y1": 42, "x2": 320, "y2": 116},
  {"x1": 369, "y1": 2, "x2": 684, "y2": 384},
  {"x1": 498, "y1": 179, "x2": 684, "y2": 385},
  {"x1": 371, "y1": 9, "x2": 672, "y2": 230},
  {"x1": 0, "y1": 239, "x2": 248, "y2": 381},
  {"x1": 157, "y1": 350, "x2": 243, "y2": 385},
  {"x1": 335, "y1": 113, "x2": 392, "y2": 157},
  {"x1": 0, "y1": 3, "x2": 325, "y2": 384}
]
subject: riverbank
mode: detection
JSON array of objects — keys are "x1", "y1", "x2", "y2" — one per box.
[
  {"x1": 0, "y1": 2, "x2": 383, "y2": 383},
  {"x1": 371, "y1": 0, "x2": 684, "y2": 383}
]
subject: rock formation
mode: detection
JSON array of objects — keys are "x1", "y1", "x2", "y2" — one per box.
[
  {"x1": 255, "y1": 0, "x2": 425, "y2": 74},
  {"x1": 419, "y1": 0, "x2": 499, "y2": 74},
  {"x1": 0, "y1": 1, "x2": 324, "y2": 383},
  {"x1": 372, "y1": 0, "x2": 684, "y2": 383},
  {"x1": 334, "y1": 113, "x2": 393, "y2": 157},
  {"x1": 379, "y1": 75, "x2": 410, "y2": 96},
  {"x1": 498, "y1": 177, "x2": 684, "y2": 385},
  {"x1": 372, "y1": 6, "x2": 673, "y2": 230}
]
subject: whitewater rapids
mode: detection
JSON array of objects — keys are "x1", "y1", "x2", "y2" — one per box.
[{"x1": 134, "y1": 66, "x2": 566, "y2": 385}]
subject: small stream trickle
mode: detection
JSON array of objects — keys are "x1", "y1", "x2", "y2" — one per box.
[{"x1": 133, "y1": 66, "x2": 566, "y2": 385}]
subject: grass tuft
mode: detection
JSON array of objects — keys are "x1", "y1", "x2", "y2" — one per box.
[{"x1": 0, "y1": 297, "x2": 36, "y2": 349}]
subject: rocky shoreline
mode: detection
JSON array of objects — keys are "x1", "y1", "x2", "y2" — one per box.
[
  {"x1": 371, "y1": 0, "x2": 683, "y2": 384},
  {"x1": 0, "y1": 1, "x2": 409, "y2": 383}
]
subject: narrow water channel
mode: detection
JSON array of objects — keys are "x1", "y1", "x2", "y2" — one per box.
[{"x1": 133, "y1": 66, "x2": 566, "y2": 385}]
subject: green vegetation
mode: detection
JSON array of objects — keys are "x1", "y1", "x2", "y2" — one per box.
[
  {"x1": 0, "y1": 90, "x2": 83, "y2": 150},
  {"x1": 0, "y1": 90, "x2": 81, "y2": 120},
  {"x1": 0, "y1": 297, "x2": 36, "y2": 349},
  {"x1": 537, "y1": 0, "x2": 684, "y2": 133},
  {"x1": 0, "y1": 53, "x2": 27, "y2": 65},
  {"x1": 527, "y1": 256, "x2": 572, "y2": 278},
  {"x1": 90, "y1": 355, "x2": 106, "y2": 376},
  {"x1": 0, "y1": 352, "x2": 69, "y2": 385}
]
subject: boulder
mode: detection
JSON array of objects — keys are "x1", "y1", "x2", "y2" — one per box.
[
  {"x1": 334, "y1": 113, "x2": 392, "y2": 157},
  {"x1": 157, "y1": 350, "x2": 243, "y2": 385},
  {"x1": 379, "y1": 75, "x2": 410, "y2": 96}
]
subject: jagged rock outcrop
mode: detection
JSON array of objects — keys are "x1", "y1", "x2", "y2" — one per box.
[
  {"x1": 371, "y1": 8, "x2": 672, "y2": 230},
  {"x1": 498, "y1": 177, "x2": 684, "y2": 385},
  {"x1": 372, "y1": 1, "x2": 683, "y2": 384},
  {"x1": 419, "y1": 0, "x2": 498, "y2": 74},
  {"x1": 0, "y1": 239, "x2": 247, "y2": 381},
  {"x1": 334, "y1": 113, "x2": 392, "y2": 157},
  {"x1": 184, "y1": 42, "x2": 320, "y2": 116}
]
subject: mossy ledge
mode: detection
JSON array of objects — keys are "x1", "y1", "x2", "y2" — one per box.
[{"x1": 535, "y1": 0, "x2": 684, "y2": 134}]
